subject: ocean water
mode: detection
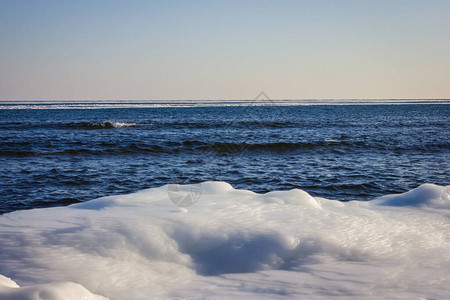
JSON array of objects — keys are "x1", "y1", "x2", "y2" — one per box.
[
  {"x1": 0, "y1": 101, "x2": 450, "y2": 299},
  {"x1": 0, "y1": 102, "x2": 448, "y2": 214}
]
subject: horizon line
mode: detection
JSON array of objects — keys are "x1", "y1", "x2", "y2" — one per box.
[{"x1": 1, "y1": 98, "x2": 449, "y2": 102}]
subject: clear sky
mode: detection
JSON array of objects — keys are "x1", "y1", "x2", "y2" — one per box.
[{"x1": 1, "y1": 0, "x2": 449, "y2": 100}]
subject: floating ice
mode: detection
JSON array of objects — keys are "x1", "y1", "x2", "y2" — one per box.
[{"x1": 0, "y1": 182, "x2": 449, "y2": 299}]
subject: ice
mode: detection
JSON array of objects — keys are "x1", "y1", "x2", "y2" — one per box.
[
  {"x1": 0, "y1": 182, "x2": 449, "y2": 299},
  {"x1": 373, "y1": 183, "x2": 450, "y2": 208},
  {"x1": 1, "y1": 99, "x2": 449, "y2": 110},
  {"x1": 0, "y1": 275, "x2": 19, "y2": 289},
  {"x1": 0, "y1": 275, "x2": 107, "y2": 300}
]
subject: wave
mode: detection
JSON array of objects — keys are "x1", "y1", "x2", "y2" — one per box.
[
  {"x1": 0, "y1": 120, "x2": 322, "y2": 129},
  {"x1": 1, "y1": 139, "x2": 449, "y2": 157},
  {"x1": 0, "y1": 140, "x2": 360, "y2": 156},
  {"x1": 68, "y1": 121, "x2": 143, "y2": 129},
  {"x1": 0, "y1": 121, "x2": 151, "y2": 130},
  {"x1": 196, "y1": 140, "x2": 353, "y2": 153},
  {"x1": 162, "y1": 120, "x2": 302, "y2": 128},
  {"x1": 2, "y1": 118, "x2": 449, "y2": 130}
]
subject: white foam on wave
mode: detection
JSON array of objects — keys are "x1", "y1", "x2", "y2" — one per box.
[
  {"x1": 0, "y1": 182, "x2": 449, "y2": 299},
  {"x1": 101, "y1": 121, "x2": 141, "y2": 128}
]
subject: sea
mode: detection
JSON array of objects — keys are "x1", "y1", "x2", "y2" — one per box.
[{"x1": 0, "y1": 99, "x2": 449, "y2": 214}]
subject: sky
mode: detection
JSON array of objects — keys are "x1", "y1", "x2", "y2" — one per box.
[{"x1": 1, "y1": 0, "x2": 449, "y2": 100}]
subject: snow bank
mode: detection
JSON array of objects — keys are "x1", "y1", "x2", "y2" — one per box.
[
  {"x1": 373, "y1": 183, "x2": 450, "y2": 208},
  {"x1": 0, "y1": 182, "x2": 449, "y2": 299},
  {"x1": 0, "y1": 275, "x2": 108, "y2": 300}
]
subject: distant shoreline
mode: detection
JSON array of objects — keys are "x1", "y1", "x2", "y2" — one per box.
[{"x1": 1, "y1": 99, "x2": 449, "y2": 109}]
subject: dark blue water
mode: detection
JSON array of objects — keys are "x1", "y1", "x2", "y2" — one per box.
[{"x1": 0, "y1": 104, "x2": 449, "y2": 214}]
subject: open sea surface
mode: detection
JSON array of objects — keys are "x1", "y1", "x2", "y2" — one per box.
[{"x1": 0, "y1": 101, "x2": 449, "y2": 213}]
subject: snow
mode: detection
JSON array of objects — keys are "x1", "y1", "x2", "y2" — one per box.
[
  {"x1": 0, "y1": 275, "x2": 107, "y2": 300},
  {"x1": 373, "y1": 183, "x2": 450, "y2": 208},
  {"x1": 0, "y1": 182, "x2": 449, "y2": 299}
]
